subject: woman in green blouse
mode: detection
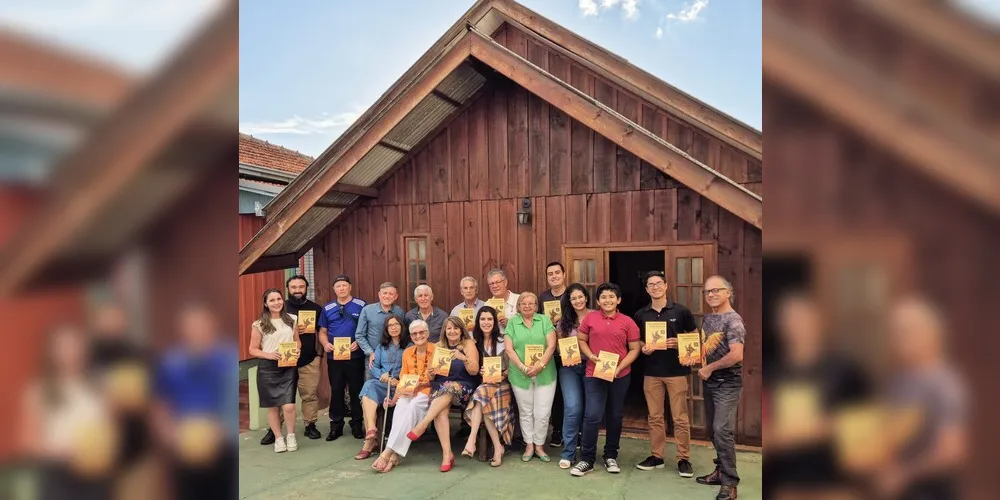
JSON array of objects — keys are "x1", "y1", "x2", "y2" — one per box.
[{"x1": 503, "y1": 292, "x2": 557, "y2": 462}]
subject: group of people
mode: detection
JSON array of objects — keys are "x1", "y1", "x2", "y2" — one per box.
[{"x1": 250, "y1": 263, "x2": 747, "y2": 500}]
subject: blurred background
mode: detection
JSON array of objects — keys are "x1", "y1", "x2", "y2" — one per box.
[
  {"x1": 763, "y1": 0, "x2": 998, "y2": 499},
  {"x1": 0, "y1": 1, "x2": 236, "y2": 499}
]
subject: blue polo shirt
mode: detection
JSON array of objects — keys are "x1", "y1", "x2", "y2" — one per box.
[
  {"x1": 319, "y1": 297, "x2": 367, "y2": 360},
  {"x1": 154, "y1": 342, "x2": 238, "y2": 443}
]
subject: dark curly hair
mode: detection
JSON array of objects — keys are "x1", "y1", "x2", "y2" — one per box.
[{"x1": 558, "y1": 283, "x2": 590, "y2": 338}]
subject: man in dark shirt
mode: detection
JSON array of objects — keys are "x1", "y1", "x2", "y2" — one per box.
[
  {"x1": 539, "y1": 261, "x2": 567, "y2": 448},
  {"x1": 285, "y1": 275, "x2": 324, "y2": 440},
  {"x1": 633, "y1": 271, "x2": 698, "y2": 477}
]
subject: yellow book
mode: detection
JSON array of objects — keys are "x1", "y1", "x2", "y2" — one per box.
[
  {"x1": 483, "y1": 356, "x2": 503, "y2": 383},
  {"x1": 398, "y1": 374, "x2": 419, "y2": 396},
  {"x1": 645, "y1": 321, "x2": 668, "y2": 350},
  {"x1": 458, "y1": 308, "x2": 476, "y2": 331},
  {"x1": 774, "y1": 382, "x2": 821, "y2": 441},
  {"x1": 278, "y1": 342, "x2": 300, "y2": 367},
  {"x1": 177, "y1": 416, "x2": 220, "y2": 465},
  {"x1": 558, "y1": 336, "x2": 581, "y2": 365},
  {"x1": 834, "y1": 405, "x2": 890, "y2": 472},
  {"x1": 677, "y1": 332, "x2": 702, "y2": 366},
  {"x1": 297, "y1": 310, "x2": 317, "y2": 333},
  {"x1": 524, "y1": 344, "x2": 545, "y2": 367},
  {"x1": 594, "y1": 350, "x2": 620, "y2": 382},
  {"x1": 106, "y1": 362, "x2": 149, "y2": 409},
  {"x1": 333, "y1": 337, "x2": 351, "y2": 361},
  {"x1": 432, "y1": 348, "x2": 454, "y2": 376},
  {"x1": 72, "y1": 418, "x2": 117, "y2": 477},
  {"x1": 486, "y1": 298, "x2": 506, "y2": 321},
  {"x1": 543, "y1": 300, "x2": 562, "y2": 325}
]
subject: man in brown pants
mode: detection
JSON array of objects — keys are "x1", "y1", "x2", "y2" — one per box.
[{"x1": 633, "y1": 271, "x2": 698, "y2": 477}]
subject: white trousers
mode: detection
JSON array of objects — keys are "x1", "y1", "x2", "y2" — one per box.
[
  {"x1": 511, "y1": 380, "x2": 557, "y2": 445},
  {"x1": 385, "y1": 393, "x2": 430, "y2": 457}
]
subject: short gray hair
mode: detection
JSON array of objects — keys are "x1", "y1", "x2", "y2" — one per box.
[
  {"x1": 460, "y1": 276, "x2": 478, "y2": 287},
  {"x1": 408, "y1": 319, "x2": 429, "y2": 333},
  {"x1": 379, "y1": 281, "x2": 398, "y2": 291},
  {"x1": 705, "y1": 275, "x2": 735, "y2": 302},
  {"x1": 414, "y1": 284, "x2": 433, "y2": 298},
  {"x1": 486, "y1": 269, "x2": 507, "y2": 281}
]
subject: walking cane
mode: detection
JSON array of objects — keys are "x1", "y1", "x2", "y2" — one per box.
[{"x1": 380, "y1": 380, "x2": 393, "y2": 452}]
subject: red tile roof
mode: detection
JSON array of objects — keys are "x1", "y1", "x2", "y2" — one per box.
[{"x1": 239, "y1": 133, "x2": 314, "y2": 174}]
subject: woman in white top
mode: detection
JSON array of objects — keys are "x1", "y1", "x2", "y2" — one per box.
[
  {"x1": 20, "y1": 324, "x2": 113, "y2": 500},
  {"x1": 249, "y1": 288, "x2": 301, "y2": 453}
]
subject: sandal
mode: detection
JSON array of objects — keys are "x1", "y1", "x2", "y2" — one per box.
[
  {"x1": 490, "y1": 446, "x2": 505, "y2": 467},
  {"x1": 534, "y1": 451, "x2": 551, "y2": 462},
  {"x1": 461, "y1": 447, "x2": 475, "y2": 459},
  {"x1": 355, "y1": 430, "x2": 379, "y2": 460}
]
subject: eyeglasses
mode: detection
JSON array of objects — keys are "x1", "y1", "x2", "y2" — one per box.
[
  {"x1": 646, "y1": 281, "x2": 666, "y2": 289},
  {"x1": 487, "y1": 280, "x2": 505, "y2": 287},
  {"x1": 411, "y1": 330, "x2": 429, "y2": 336},
  {"x1": 704, "y1": 288, "x2": 729, "y2": 296},
  {"x1": 338, "y1": 308, "x2": 346, "y2": 319}
]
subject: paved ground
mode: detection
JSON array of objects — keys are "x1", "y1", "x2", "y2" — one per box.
[{"x1": 239, "y1": 420, "x2": 762, "y2": 500}]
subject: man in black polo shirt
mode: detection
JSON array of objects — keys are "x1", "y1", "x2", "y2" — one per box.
[
  {"x1": 539, "y1": 261, "x2": 567, "y2": 448},
  {"x1": 633, "y1": 271, "x2": 698, "y2": 478},
  {"x1": 260, "y1": 275, "x2": 324, "y2": 445}
]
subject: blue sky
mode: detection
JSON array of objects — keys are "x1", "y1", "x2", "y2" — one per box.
[{"x1": 239, "y1": 0, "x2": 762, "y2": 157}]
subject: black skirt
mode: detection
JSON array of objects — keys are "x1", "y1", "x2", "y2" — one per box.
[{"x1": 257, "y1": 359, "x2": 296, "y2": 407}]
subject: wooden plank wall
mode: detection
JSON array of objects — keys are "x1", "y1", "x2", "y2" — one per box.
[
  {"x1": 239, "y1": 214, "x2": 287, "y2": 361},
  {"x1": 311, "y1": 23, "x2": 763, "y2": 444}
]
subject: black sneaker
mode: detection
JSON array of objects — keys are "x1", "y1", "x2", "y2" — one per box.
[
  {"x1": 570, "y1": 460, "x2": 594, "y2": 477},
  {"x1": 716, "y1": 485, "x2": 737, "y2": 500},
  {"x1": 635, "y1": 455, "x2": 665, "y2": 471},
  {"x1": 678, "y1": 459, "x2": 694, "y2": 477},
  {"x1": 326, "y1": 424, "x2": 344, "y2": 442},
  {"x1": 260, "y1": 429, "x2": 275, "y2": 445},
  {"x1": 548, "y1": 433, "x2": 563, "y2": 448},
  {"x1": 304, "y1": 423, "x2": 321, "y2": 440},
  {"x1": 696, "y1": 466, "x2": 722, "y2": 485},
  {"x1": 603, "y1": 456, "x2": 621, "y2": 473}
]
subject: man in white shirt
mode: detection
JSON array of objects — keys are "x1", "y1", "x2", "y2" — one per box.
[{"x1": 485, "y1": 269, "x2": 519, "y2": 328}]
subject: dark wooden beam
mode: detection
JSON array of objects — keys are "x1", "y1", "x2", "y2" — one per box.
[
  {"x1": 242, "y1": 253, "x2": 302, "y2": 275},
  {"x1": 0, "y1": 1, "x2": 238, "y2": 294},
  {"x1": 431, "y1": 89, "x2": 464, "y2": 108},
  {"x1": 238, "y1": 33, "x2": 473, "y2": 275},
  {"x1": 378, "y1": 140, "x2": 410, "y2": 155},
  {"x1": 468, "y1": 28, "x2": 763, "y2": 229},
  {"x1": 328, "y1": 183, "x2": 379, "y2": 198}
]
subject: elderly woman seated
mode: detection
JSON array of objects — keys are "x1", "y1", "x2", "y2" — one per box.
[
  {"x1": 371, "y1": 319, "x2": 435, "y2": 473},
  {"x1": 354, "y1": 314, "x2": 409, "y2": 460}
]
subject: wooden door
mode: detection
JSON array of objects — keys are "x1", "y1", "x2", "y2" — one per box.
[{"x1": 667, "y1": 243, "x2": 716, "y2": 438}]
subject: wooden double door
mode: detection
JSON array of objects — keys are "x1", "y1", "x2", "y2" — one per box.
[{"x1": 564, "y1": 243, "x2": 716, "y2": 438}]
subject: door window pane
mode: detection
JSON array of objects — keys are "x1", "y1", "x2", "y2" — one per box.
[
  {"x1": 677, "y1": 258, "x2": 690, "y2": 285},
  {"x1": 587, "y1": 260, "x2": 596, "y2": 283},
  {"x1": 691, "y1": 286, "x2": 703, "y2": 313},
  {"x1": 676, "y1": 286, "x2": 690, "y2": 308},
  {"x1": 692, "y1": 399, "x2": 705, "y2": 428},
  {"x1": 572, "y1": 260, "x2": 583, "y2": 282},
  {"x1": 692, "y1": 257, "x2": 704, "y2": 283}
]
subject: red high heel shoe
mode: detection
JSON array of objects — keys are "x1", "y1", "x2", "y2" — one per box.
[
  {"x1": 406, "y1": 429, "x2": 423, "y2": 441},
  {"x1": 440, "y1": 456, "x2": 455, "y2": 472}
]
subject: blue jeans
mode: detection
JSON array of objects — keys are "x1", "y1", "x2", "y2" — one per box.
[
  {"x1": 558, "y1": 364, "x2": 586, "y2": 461},
  {"x1": 581, "y1": 373, "x2": 631, "y2": 464},
  {"x1": 704, "y1": 376, "x2": 742, "y2": 486}
]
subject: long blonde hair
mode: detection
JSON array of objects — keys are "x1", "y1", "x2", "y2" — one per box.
[{"x1": 438, "y1": 316, "x2": 473, "y2": 350}]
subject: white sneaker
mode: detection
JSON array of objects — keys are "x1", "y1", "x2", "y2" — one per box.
[
  {"x1": 274, "y1": 436, "x2": 287, "y2": 453},
  {"x1": 559, "y1": 459, "x2": 572, "y2": 469},
  {"x1": 286, "y1": 433, "x2": 298, "y2": 452},
  {"x1": 604, "y1": 457, "x2": 620, "y2": 473}
]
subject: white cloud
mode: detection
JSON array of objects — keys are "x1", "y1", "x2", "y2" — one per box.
[
  {"x1": 656, "y1": 27, "x2": 664, "y2": 38},
  {"x1": 0, "y1": 0, "x2": 223, "y2": 71},
  {"x1": 581, "y1": 0, "x2": 640, "y2": 20},
  {"x1": 239, "y1": 112, "x2": 362, "y2": 136},
  {"x1": 667, "y1": 0, "x2": 708, "y2": 22}
]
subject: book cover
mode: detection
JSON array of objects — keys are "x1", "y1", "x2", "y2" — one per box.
[
  {"x1": 594, "y1": 350, "x2": 620, "y2": 382},
  {"x1": 177, "y1": 416, "x2": 219, "y2": 465},
  {"x1": 72, "y1": 418, "x2": 116, "y2": 476},
  {"x1": 297, "y1": 310, "x2": 317, "y2": 333},
  {"x1": 774, "y1": 382, "x2": 821, "y2": 441},
  {"x1": 485, "y1": 298, "x2": 506, "y2": 320},
  {"x1": 398, "y1": 374, "x2": 419, "y2": 396},
  {"x1": 645, "y1": 321, "x2": 668, "y2": 350},
  {"x1": 107, "y1": 362, "x2": 149, "y2": 409},
  {"x1": 677, "y1": 332, "x2": 702, "y2": 366},
  {"x1": 278, "y1": 342, "x2": 300, "y2": 367},
  {"x1": 431, "y1": 348, "x2": 454, "y2": 376},
  {"x1": 524, "y1": 344, "x2": 545, "y2": 367},
  {"x1": 483, "y1": 356, "x2": 503, "y2": 383},
  {"x1": 543, "y1": 300, "x2": 562, "y2": 325},
  {"x1": 458, "y1": 308, "x2": 476, "y2": 331},
  {"x1": 834, "y1": 405, "x2": 890, "y2": 471},
  {"x1": 333, "y1": 337, "x2": 351, "y2": 361},
  {"x1": 558, "y1": 336, "x2": 581, "y2": 365}
]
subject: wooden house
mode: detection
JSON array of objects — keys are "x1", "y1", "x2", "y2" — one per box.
[
  {"x1": 240, "y1": 0, "x2": 763, "y2": 446},
  {"x1": 763, "y1": 1, "x2": 998, "y2": 491}
]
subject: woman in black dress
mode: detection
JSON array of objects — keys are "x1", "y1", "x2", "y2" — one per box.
[{"x1": 249, "y1": 288, "x2": 301, "y2": 453}]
